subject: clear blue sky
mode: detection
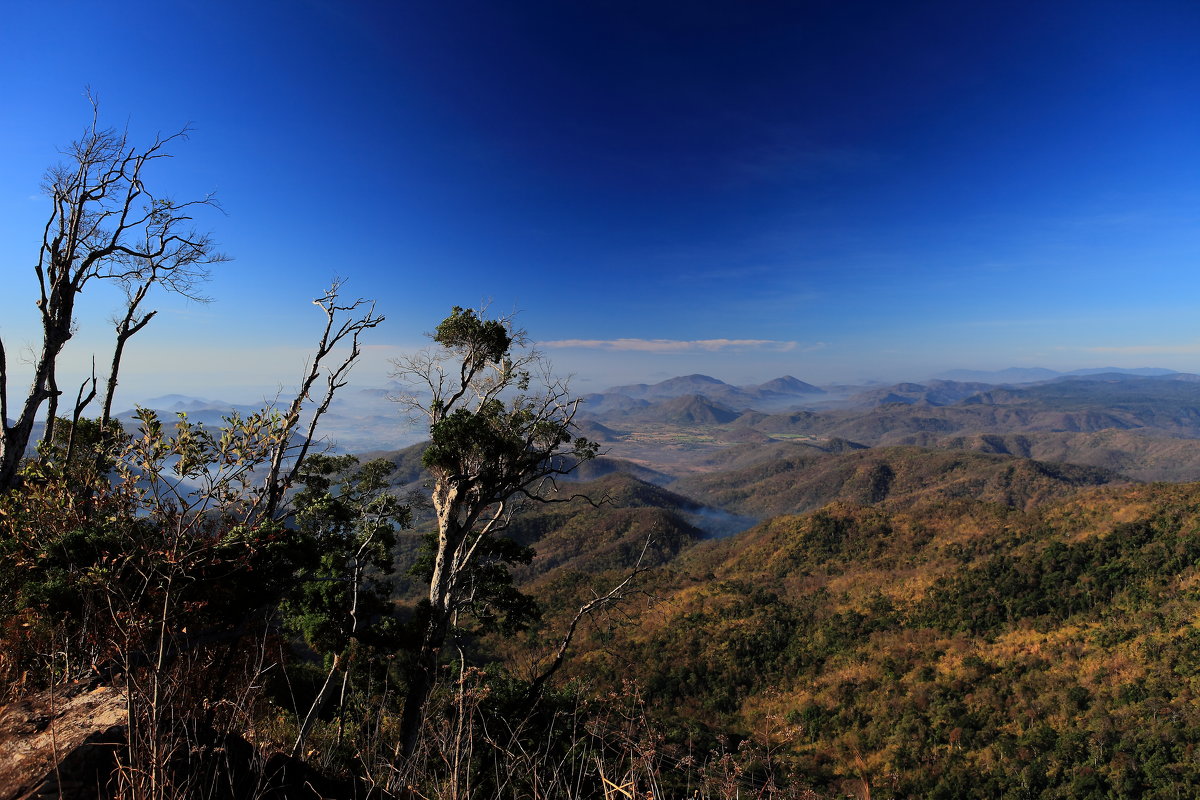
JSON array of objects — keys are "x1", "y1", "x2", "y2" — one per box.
[{"x1": 3, "y1": 0, "x2": 1200, "y2": 401}]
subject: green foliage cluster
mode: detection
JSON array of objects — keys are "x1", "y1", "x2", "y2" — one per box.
[
  {"x1": 921, "y1": 514, "x2": 1200, "y2": 634},
  {"x1": 1, "y1": 413, "x2": 307, "y2": 688},
  {"x1": 0, "y1": 412, "x2": 422, "y2": 791},
  {"x1": 432, "y1": 306, "x2": 512, "y2": 375},
  {"x1": 284, "y1": 453, "x2": 408, "y2": 654}
]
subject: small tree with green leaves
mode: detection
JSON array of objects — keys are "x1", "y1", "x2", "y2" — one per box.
[
  {"x1": 283, "y1": 453, "x2": 410, "y2": 759},
  {"x1": 390, "y1": 306, "x2": 598, "y2": 759}
]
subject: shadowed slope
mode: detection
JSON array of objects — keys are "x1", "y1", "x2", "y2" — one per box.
[{"x1": 673, "y1": 446, "x2": 1127, "y2": 517}]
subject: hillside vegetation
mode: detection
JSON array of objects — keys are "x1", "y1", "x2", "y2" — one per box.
[
  {"x1": 524, "y1": 480, "x2": 1200, "y2": 798},
  {"x1": 673, "y1": 446, "x2": 1127, "y2": 517}
]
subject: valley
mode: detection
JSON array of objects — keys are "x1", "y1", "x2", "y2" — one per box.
[{"x1": 572, "y1": 370, "x2": 1200, "y2": 482}]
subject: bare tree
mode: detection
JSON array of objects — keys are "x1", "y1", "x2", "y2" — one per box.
[
  {"x1": 259, "y1": 280, "x2": 384, "y2": 520},
  {"x1": 390, "y1": 306, "x2": 598, "y2": 758},
  {"x1": 0, "y1": 98, "x2": 225, "y2": 492}
]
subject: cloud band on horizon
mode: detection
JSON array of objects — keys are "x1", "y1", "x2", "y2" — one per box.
[{"x1": 541, "y1": 337, "x2": 820, "y2": 353}]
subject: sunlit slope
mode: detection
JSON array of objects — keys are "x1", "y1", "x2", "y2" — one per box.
[
  {"x1": 673, "y1": 445, "x2": 1126, "y2": 517},
  {"x1": 537, "y1": 480, "x2": 1200, "y2": 798},
  {"x1": 936, "y1": 429, "x2": 1200, "y2": 482}
]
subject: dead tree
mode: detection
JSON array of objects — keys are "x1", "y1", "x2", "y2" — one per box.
[
  {"x1": 0, "y1": 98, "x2": 224, "y2": 491},
  {"x1": 258, "y1": 280, "x2": 384, "y2": 521}
]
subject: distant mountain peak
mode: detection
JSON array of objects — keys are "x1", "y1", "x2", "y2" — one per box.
[
  {"x1": 656, "y1": 394, "x2": 741, "y2": 424},
  {"x1": 755, "y1": 376, "x2": 825, "y2": 395},
  {"x1": 659, "y1": 374, "x2": 727, "y2": 386},
  {"x1": 139, "y1": 393, "x2": 215, "y2": 407},
  {"x1": 602, "y1": 374, "x2": 732, "y2": 401},
  {"x1": 1066, "y1": 367, "x2": 1179, "y2": 377}
]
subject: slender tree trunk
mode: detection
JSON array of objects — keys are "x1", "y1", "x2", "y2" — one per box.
[
  {"x1": 0, "y1": 292, "x2": 74, "y2": 491},
  {"x1": 398, "y1": 604, "x2": 451, "y2": 759},
  {"x1": 101, "y1": 333, "x2": 127, "y2": 431},
  {"x1": 0, "y1": 355, "x2": 62, "y2": 490},
  {"x1": 101, "y1": 324, "x2": 137, "y2": 430},
  {"x1": 398, "y1": 506, "x2": 466, "y2": 758},
  {"x1": 292, "y1": 653, "x2": 343, "y2": 758}
]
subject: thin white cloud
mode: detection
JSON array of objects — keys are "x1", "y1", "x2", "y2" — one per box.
[{"x1": 541, "y1": 337, "x2": 819, "y2": 354}]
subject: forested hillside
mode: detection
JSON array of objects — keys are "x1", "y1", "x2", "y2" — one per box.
[
  {"x1": 503, "y1": 480, "x2": 1200, "y2": 798},
  {"x1": 10, "y1": 385, "x2": 1200, "y2": 799},
  {"x1": 322, "y1": 436, "x2": 1200, "y2": 799}
]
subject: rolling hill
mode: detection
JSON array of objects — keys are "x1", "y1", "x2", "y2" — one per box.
[
  {"x1": 672, "y1": 446, "x2": 1128, "y2": 518},
  {"x1": 586, "y1": 373, "x2": 828, "y2": 416}
]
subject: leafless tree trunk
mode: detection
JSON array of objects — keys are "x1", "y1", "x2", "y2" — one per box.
[{"x1": 0, "y1": 96, "x2": 224, "y2": 492}]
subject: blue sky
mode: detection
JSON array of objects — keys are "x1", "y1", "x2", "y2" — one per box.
[{"x1": 3, "y1": 0, "x2": 1200, "y2": 401}]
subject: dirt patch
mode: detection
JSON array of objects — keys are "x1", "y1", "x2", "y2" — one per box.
[{"x1": 0, "y1": 684, "x2": 125, "y2": 800}]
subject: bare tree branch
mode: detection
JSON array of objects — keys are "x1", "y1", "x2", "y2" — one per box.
[
  {"x1": 259, "y1": 280, "x2": 384, "y2": 520},
  {"x1": 64, "y1": 360, "x2": 98, "y2": 465},
  {"x1": 525, "y1": 537, "x2": 655, "y2": 704}
]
